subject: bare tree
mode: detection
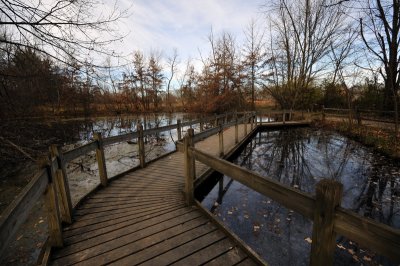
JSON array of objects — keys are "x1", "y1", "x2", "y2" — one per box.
[
  {"x1": 329, "y1": 27, "x2": 359, "y2": 128},
  {"x1": 360, "y1": 0, "x2": 400, "y2": 136},
  {"x1": 242, "y1": 19, "x2": 266, "y2": 110},
  {"x1": 0, "y1": 0, "x2": 128, "y2": 66},
  {"x1": 263, "y1": 0, "x2": 348, "y2": 110},
  {"x1": 166, "y1": 48, "x2": 179, "y2": 112}
]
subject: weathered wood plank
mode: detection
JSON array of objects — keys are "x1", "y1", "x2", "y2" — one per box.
[
  {"x1": 72, "y1": 201, "x2": 184, "y2": 222},
  {"x1": 62, "y1": 216, "x2": 210, "y2": 266},
  {"x1": 205, "y1": 247, "x2": 249, "y2": 266},
  {"x1": 64, "y1": 202, "x2": 182, "y2": 231},
  {"x1": 139, "y1": 230, "x2": 226, "y2": 266},
  {"x1": 311, "y1": 179, "x2": 343, "y2": 265},
  {"x1": 236, "y1": 257, "x2": 261, "y2": 266},
  {"x1": 108, "y1": 225, "x2": 220, "y2": 265},
  {"x1": 63, "y1": 204, "x2": 185, "y2": 238},
  {"x1": 102, "y1": 132, "x2": 138, "y2": 146},
  {"x1": 74, "y1": 197, "x2": 184, "y2": 216},
  {"x1": 53, "y1": 208, "x2": 200, "y2": 260},
  {"x1": 63, "y1": 141, "x2": 98, "y2": 163},
  {"x1": 171, "y1": 238, "x2": 234, "y2": 266}
]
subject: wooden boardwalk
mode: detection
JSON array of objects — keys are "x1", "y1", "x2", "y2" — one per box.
[{"x1": 49, "y1": 124, "x2": 262, "y2": 265}]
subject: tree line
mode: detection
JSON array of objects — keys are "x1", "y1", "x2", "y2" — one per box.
[{"x1": 0, "y1": 0, "x2": 399, "y2": 132}]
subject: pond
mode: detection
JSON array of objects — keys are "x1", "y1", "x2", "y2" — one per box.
[{"x1": 199, "y1": 127, "x2": 400, "y2": 266}]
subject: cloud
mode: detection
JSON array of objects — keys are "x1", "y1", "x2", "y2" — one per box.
[{"x1": 113, "y1": 0, "x2": 265, "y2": 62}]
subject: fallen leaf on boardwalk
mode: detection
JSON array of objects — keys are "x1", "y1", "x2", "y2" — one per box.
[
  {"x1": 304, "y1": 237, "x2": 312, "y2": 244},
  {"x1": 227, "y1": 211, "x2": 233, "y2": 215},
  {"x1": 352, "y1": 255, "x2": 359, "y2": 262},
  {"x1": 348, "y1": 249, "x2": 355, "y2": 255},
  {"x1": 38, "y1": 219, "x2": 44, "y2": 224},
  {"x1": 244, "y1": 214, "x2": 249, "y2": 219},
  {"x1": 16, "y1": 235, "x2": 23, "y2": 241},
  {"x1": 337, "y1": 244, "x2": 346, "y2": 250},
  {"x1": 363, "y1": 256, "x2": 372, "y2": 262},
  {"x1": 253, "y1": 225, "x2": 260, "y2": 231}
]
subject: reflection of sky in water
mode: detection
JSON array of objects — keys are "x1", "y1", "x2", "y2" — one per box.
[
  {"x1": 64, "y1": 113, "x2": 202, "y2": 152},
  {"x1": 201, "y1": 128, "x2": 400, "y2": 266}
]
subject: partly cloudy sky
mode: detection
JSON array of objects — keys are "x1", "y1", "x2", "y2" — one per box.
[{"x1": 114, "y1": 0, "x2": 266, "y2": 65}]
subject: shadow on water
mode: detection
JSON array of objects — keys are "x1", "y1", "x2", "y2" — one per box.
[{"x1": 198, "y1": 127, "x2": 400, "y2": 266}]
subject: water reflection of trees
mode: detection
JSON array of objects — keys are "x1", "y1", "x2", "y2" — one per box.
[{"x1": 231, "y1": 128, "x2": 399, "y2": 227}]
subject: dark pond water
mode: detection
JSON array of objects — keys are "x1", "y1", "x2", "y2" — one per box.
[
  {"x1": 59, "y1": 113, "x2": 199, "y2": 144},
  {"x1": 199, "y1": 127, "x2": 400, "y2": 266}
]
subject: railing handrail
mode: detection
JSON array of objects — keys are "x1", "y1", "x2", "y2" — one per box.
[{"x1": 180, "y1": 133, "x2": 400, "y2": 264}]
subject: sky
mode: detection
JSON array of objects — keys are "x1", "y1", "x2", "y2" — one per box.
[{"x1": 113, "y1": 0, "x2": 266, "y2": 68}]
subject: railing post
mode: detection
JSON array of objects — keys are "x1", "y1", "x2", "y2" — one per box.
[
  {"x1": 268, "y1": 112, "x2": 271, "y2": 123},
  {"x1": 200, "y1": 117, "x2": 204, "y2": 132},
  {"x1": 184, "y1": 128, "x2": 195, "y2": 206},
  {"x1": 244, "y1": 116, "x2": 248, "y2": 136},
  {"x1": 235, "y1": 117, "x2": 239, "y2": 144},
  {"x1": 283, "y1": 111, "x2": 286, "y2": 124},
  {"x1": 322, "y1": 105, "x2": 325, "y2": 122},
  {"x1": 214, "y1": 115, "x2": 218, "y2": 127},
  {"x1": 43, "y1": 159, "x2": 63, "y2": 247},
  {"x1": 93, "y1": 132, "x2": 108, "y2": 187},
  {"x1": 310, "y1": 179, "x2": 343, "y2": 266},
  {"x1": 219, "y1": 124, "x2": 224, "y2": 157},
  {"x1": 137, "y1": 123, "x2": 145, "y2": 168},
  {"x1": 50, "y1": 145, "x2": 73, "y2": 224},
  {"x1": 177, "y1": 119, "x2": 182, "y2": 140},
  {"x1": 224, "y1": 114, "x2": 228, "y2": 125}
]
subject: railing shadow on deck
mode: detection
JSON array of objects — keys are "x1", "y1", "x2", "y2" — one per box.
[
  {"x1": 178, "y1": 123, "x2": 400, "y2": 266},
  {"x1": 0, "y1": 111, "x2": 260, "y2": 264}
]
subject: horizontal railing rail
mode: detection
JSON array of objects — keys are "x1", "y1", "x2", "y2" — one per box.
[
  {"x1": 180, "y1": 127, "x2": 400, "y2": 265},
  {"x1": 323, "y1": 107, "x2": 397, "y2": 125}
]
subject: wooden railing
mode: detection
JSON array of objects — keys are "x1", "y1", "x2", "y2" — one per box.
[
  {"x1": 180, "y1": 127, "x2": 400, "y2": 265},
  {"x1": 0, "y1": 111, "x2": 256, "y2": 261},
  {"x1": 323, "y1": 107, "x2": 397, "y2": 125}
]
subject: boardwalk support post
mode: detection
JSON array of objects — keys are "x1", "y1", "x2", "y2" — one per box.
[
  {"x1": 137, "y1": 123, "x2": 146, "y2": 168},
  {"x1": 184, "y1": 128, "x2": 195, "y2": 206},
  {"x1": 283, "y1": 111, "x2": 286, "y2": 124},
  {"x1": 219, "y1": 124, "x2": 224, "y2": 157},
  {"x1": 235, "y1": 117, "x2": 238, "y2": 144},
  {"x1": 244, "y1": 116, "x2": 248, "y2": 136},
  {"x1": 251, "y1": 113, "x2": 254, "y2": 130},
  {"x1": 177, "y1": 119, "x2": 182, "y2": 140},
  {"x1": 43, "y1": 159, "x2": 63, "y2": 247},
  {"x1": 50, "y1": 145, "x2": 73, "y2": 224},
  {"x1": 93, "y1": 132, "x2": 108, "y2": 187},
  {"x1": 200, "y1": 117, "x2": 204, "y2": 132},
  {"x1": 310, "y1": 179, "x2": 343, "y2": 266}
]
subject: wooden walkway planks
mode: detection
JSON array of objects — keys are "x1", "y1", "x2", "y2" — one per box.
[{"x1": 50, "y1": 124, "x2": 263, "y2": 265}]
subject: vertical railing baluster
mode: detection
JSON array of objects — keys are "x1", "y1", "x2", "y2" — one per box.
[{"x1": 93, "y1": 132, "x2": 108, "y2": 187}]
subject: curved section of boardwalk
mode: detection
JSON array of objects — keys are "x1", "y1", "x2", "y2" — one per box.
[{"x1": 50, "y1": 125, "x2": 261, "y2": 265}]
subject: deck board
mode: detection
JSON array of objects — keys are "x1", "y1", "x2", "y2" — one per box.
[{"x1": 49, "y1": 124, "x2": 264, "y2": 265}]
